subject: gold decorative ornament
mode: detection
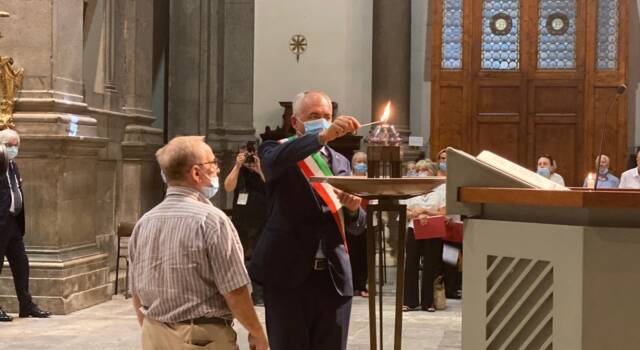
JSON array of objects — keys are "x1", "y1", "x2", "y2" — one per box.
[
  {"x1": 0, "y1": 56, "x2": 23, "y2": 131},
  {"x1": 289, "y1": 34, "x2": 307, "y2": 63}
]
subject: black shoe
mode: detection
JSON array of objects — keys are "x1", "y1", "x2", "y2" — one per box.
[
  {"x1": 19, "y1": 305, "x2": 51, "y2": 318},
  {"x1": 0, "y1": 308, "x2": 13, "y2": 322}
]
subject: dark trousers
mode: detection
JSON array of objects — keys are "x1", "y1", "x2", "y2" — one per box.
[
  {"x1": 0, "y1": 215, "x2": 33, "y2": 310},
  {"x1": 347, "y1": 232, "x2": 368, "y2": 293},
  {"x1": 404, "y1": 228, "x2": 443, "y2": 308},
  {"x1": 263, "y1": 269, "x2": 352, "y2": 350},
  {"x1": 244, "y1": 259, "x2": 263, "y2": 304}
]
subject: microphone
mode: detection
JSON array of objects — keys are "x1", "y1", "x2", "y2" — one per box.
[{"x1": 594, "y1": 84, "x2": 627, "y2": 190}]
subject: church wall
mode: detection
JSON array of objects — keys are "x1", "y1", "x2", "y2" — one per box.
[{"x1": 253, "y1": 0, "x2": 372, "y2": 137}]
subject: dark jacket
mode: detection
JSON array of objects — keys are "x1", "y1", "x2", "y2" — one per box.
[
  {"x1": 249, "y1": 134, "x2": 366, "y2": 296},
  {"x1": 0, "y1": 161, "x2": 26, "y2": 235}
]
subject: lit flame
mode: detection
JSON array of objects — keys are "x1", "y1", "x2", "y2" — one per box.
[
  {"x1": 380, "y1": 101, "x2": 392, "y2": 122},
  {"x1": 587, "y1": 172, "x2": 596, "y2": 189}
]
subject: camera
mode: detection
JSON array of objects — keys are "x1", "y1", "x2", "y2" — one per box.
[{"x1": 244, "y1": 141, "x2": 256, "y2": 164}]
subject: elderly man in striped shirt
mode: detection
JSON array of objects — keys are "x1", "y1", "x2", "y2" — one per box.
[{"x1": 129, "y1": 136, "x2": 269, "y2": 350}]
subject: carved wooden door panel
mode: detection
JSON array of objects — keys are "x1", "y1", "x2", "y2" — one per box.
[{"x1": 431, "y1": 0, "x2": 627, "y2": 186}]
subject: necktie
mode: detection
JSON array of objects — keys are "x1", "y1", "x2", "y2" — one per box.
[{"x1": 9, "y1": 162, "x2": 22, "y2": 214}]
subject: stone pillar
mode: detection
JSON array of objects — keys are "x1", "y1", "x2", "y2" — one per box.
[
  {"x1": 372, "y1": 0, "x2": 411, "y2": 137},
  {"x1": 102, "y1": 0, "x2": 119, "y2": 111},
  {"x1": 118, "y1": 0, "x2": 163, "y2": 223},
  {"x1": 168, "y1": 0, "x2": 255, "y2": 209},
  {"x1": 0, "y1": 0, "x2": 111, "y2": 313}
]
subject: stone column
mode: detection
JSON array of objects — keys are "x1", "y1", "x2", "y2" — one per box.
[
  {"x1": 102, "y1": 0, "x2": 119, "y2": 111},
  {"x1": 0, "y1": 0, "x2": 111, "y2": 313},
  {"x1": 168, "y1": 0, "x2": 255, "y2": 209},
  {"x1": 118, "y1": 0, "x2": 163, "y2": 224},
  {"x1": 372, "y1": 0, "x2": 411, "y2": 137}
]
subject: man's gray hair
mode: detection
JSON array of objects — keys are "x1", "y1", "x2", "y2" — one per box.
[
  {"x1": 292, "y1": 90, "x2": 332, "y2": 116},
  {"x1": 0, "y1": 128, "x2": 19, "y2": 144},
  {"x1": 595, "y1": 154, "x2": 609, "y2": 168}
]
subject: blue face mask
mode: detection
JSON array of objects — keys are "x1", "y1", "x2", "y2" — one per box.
[
  {"x1": 537, "y1": 167, "x2": 551, "y2": 178},
  {"x1": 439, "y1": 161, "x2": 447, "y2": 172},
  {"x1": 201, "y1": 172, "x2": 219, "y2": 198},
  {"x1": 303, "y1": 118, "x2": 331, "y2": 135},
  {"x1": 354, "y1": 163, "x2": 367, "y2": 174},
  {"x1": 6, "y1": 146, "x2": 18, "y2": 160},
  {"x1": 406, "y1": 170, "x2": 417, "y2": 177}
]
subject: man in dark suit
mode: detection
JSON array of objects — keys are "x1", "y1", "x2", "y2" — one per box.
[
  {"x1": 0, "y1": 128, "x2": 51, "y2": 321},
  {"x1": 249, "y1": 91, "x2": 365, "y2": 350}
]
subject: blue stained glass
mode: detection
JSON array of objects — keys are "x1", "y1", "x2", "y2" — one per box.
[
  {"x1": 596, "y1": 0, "x2": 618, "y2": 69},
  {"x1": 537, "y1": 0, "x2": 577, "y2": 70},
  {"x1": 441, "y1": 0, "x2": 463, "y2": 70},
  {"x1": 481, "y1": 0, "x2": 520, "y2": 70}
]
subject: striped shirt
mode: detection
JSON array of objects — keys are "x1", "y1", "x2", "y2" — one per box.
[{"x1": 128, "y1": 186, "x2": 250, "y2": 323}]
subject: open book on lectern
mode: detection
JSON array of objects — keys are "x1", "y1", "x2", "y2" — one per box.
[{"x1": 445, "y1": 148, "x2": 569, "y2": 217}]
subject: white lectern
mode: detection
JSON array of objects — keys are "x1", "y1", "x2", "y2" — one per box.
[{"x1": 446, "y1": 148, "x2": 640, "y2": 350}]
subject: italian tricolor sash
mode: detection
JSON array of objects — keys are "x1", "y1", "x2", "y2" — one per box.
[{"x1": 279, "y1": 136, "x2": 348, "y2": 252}]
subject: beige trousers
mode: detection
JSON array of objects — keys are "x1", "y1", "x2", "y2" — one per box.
[{"x1": 142, "y1": 317, "x2": 239, "y2": 350}]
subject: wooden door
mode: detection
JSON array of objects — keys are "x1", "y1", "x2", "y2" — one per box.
[{"x1": 431, "y1": 0, "x2": 628, "y2": 186}]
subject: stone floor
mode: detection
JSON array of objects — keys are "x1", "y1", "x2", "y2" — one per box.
[{"x1": 1, "y1": 296, "x2": 461, "y2": 349}]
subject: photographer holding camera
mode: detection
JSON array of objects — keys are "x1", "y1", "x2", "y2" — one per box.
[{"x1": 224, "y1": 142, "x2": 267, "y2": 305}]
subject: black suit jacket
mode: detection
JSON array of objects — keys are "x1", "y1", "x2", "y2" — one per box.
[
  {"x1": 0, "y1": 161, "x2": 26, "y2": 235},
  {"x1": 249, "y1": 134, "x2": 366, "y2": 296}
]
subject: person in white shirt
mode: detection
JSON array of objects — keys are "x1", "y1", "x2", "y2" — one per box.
[
  {"x1": 619, "y1": 150, "x2": 640, "y2": 189},
  {"x1": 403, "y1": 161, "x2": 442, "y2": 313},
  {"x1": 536, "y1": 154, "x2": 565, "y2": 186},
  {"x1": 582, "y1": 154, "x2": 619, "y2": 189}
]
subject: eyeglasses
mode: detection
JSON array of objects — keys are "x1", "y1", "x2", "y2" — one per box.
[{"x1": 196, "y1": 159, "x2": 220, "y2": 168}]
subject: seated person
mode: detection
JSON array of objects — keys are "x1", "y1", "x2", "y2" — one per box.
[
  {"x1": 582, "y1": 154, "x2": 619, "y2": 189},
  {"x1": 536, "y1": 154, "x2": 565, "y2": 186},
  {"x1": 406, "y1": 161, "x2": 417, "y2": 177},
  {"x1": 619, "y1": 150, "x2": 640, "y2": 189},
  {"x1": 351, "y1": 151, "x2": 367, "y2": 176},
  {"x1": 415, "y1": 160, "x2": 437, "y2": 177}
]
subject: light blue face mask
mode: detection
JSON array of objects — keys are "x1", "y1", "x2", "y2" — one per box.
[
  {"x1": 537, "y1": 167, "x2": 551, "y2": 178},
  {"x1": 406, "y1": 170, "x2": 417, "y2": 177},
  {"x1": 303, "y1": 118, "x2": 331, "y2": 135},
  {"x1": 354, "y1": 163, "x2": 367, "y2": 174},
  {"x1": 6, "y1": 146, "x2": 18, "y2": 160},
  {"x1": 201, "y1": 172, "x2": 220, "y2": 198},
  {"x1": 439, "y1": 161, "x2": 447, "y2": 172}
]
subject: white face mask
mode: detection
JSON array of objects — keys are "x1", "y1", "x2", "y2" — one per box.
[
  {"x1": 302, "y1": 118, "x2": 331, "y2": 135},
  {"x1": 6, "y1": 146, "x2": 18, "y2": 160},
  {"x1": 200, "y1": 170, "x2": 219, "y2": 198}
]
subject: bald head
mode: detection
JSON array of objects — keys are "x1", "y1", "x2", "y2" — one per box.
[
  {"x1": 155, "y1": 136, "x2": 212, "y2": 182},
  {"x1": 290, "y1": 91, "x2": 333, "y2": 135}
]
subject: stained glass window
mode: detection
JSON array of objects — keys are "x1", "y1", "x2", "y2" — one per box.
[
  {"x1": 538, "y1": 0, "x2": 576, "y2": 70},
  {"x1": 481, "y1": 0, "x2": 520, "y2": 70},
  {"x1": 441, "y1": 0, "x2": 463, "y2": 70},
  {"x1": 596, "y1": 0, "x2": 619, "y2": 70}
]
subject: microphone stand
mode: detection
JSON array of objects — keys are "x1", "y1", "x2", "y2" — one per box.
[{"x1": 594, "y1": 85, "x2": 626, "y2": 190}]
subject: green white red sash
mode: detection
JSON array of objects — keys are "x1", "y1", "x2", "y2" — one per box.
[{"x1": 279, "y1": 136, "x2": 348, "y2": 252}]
